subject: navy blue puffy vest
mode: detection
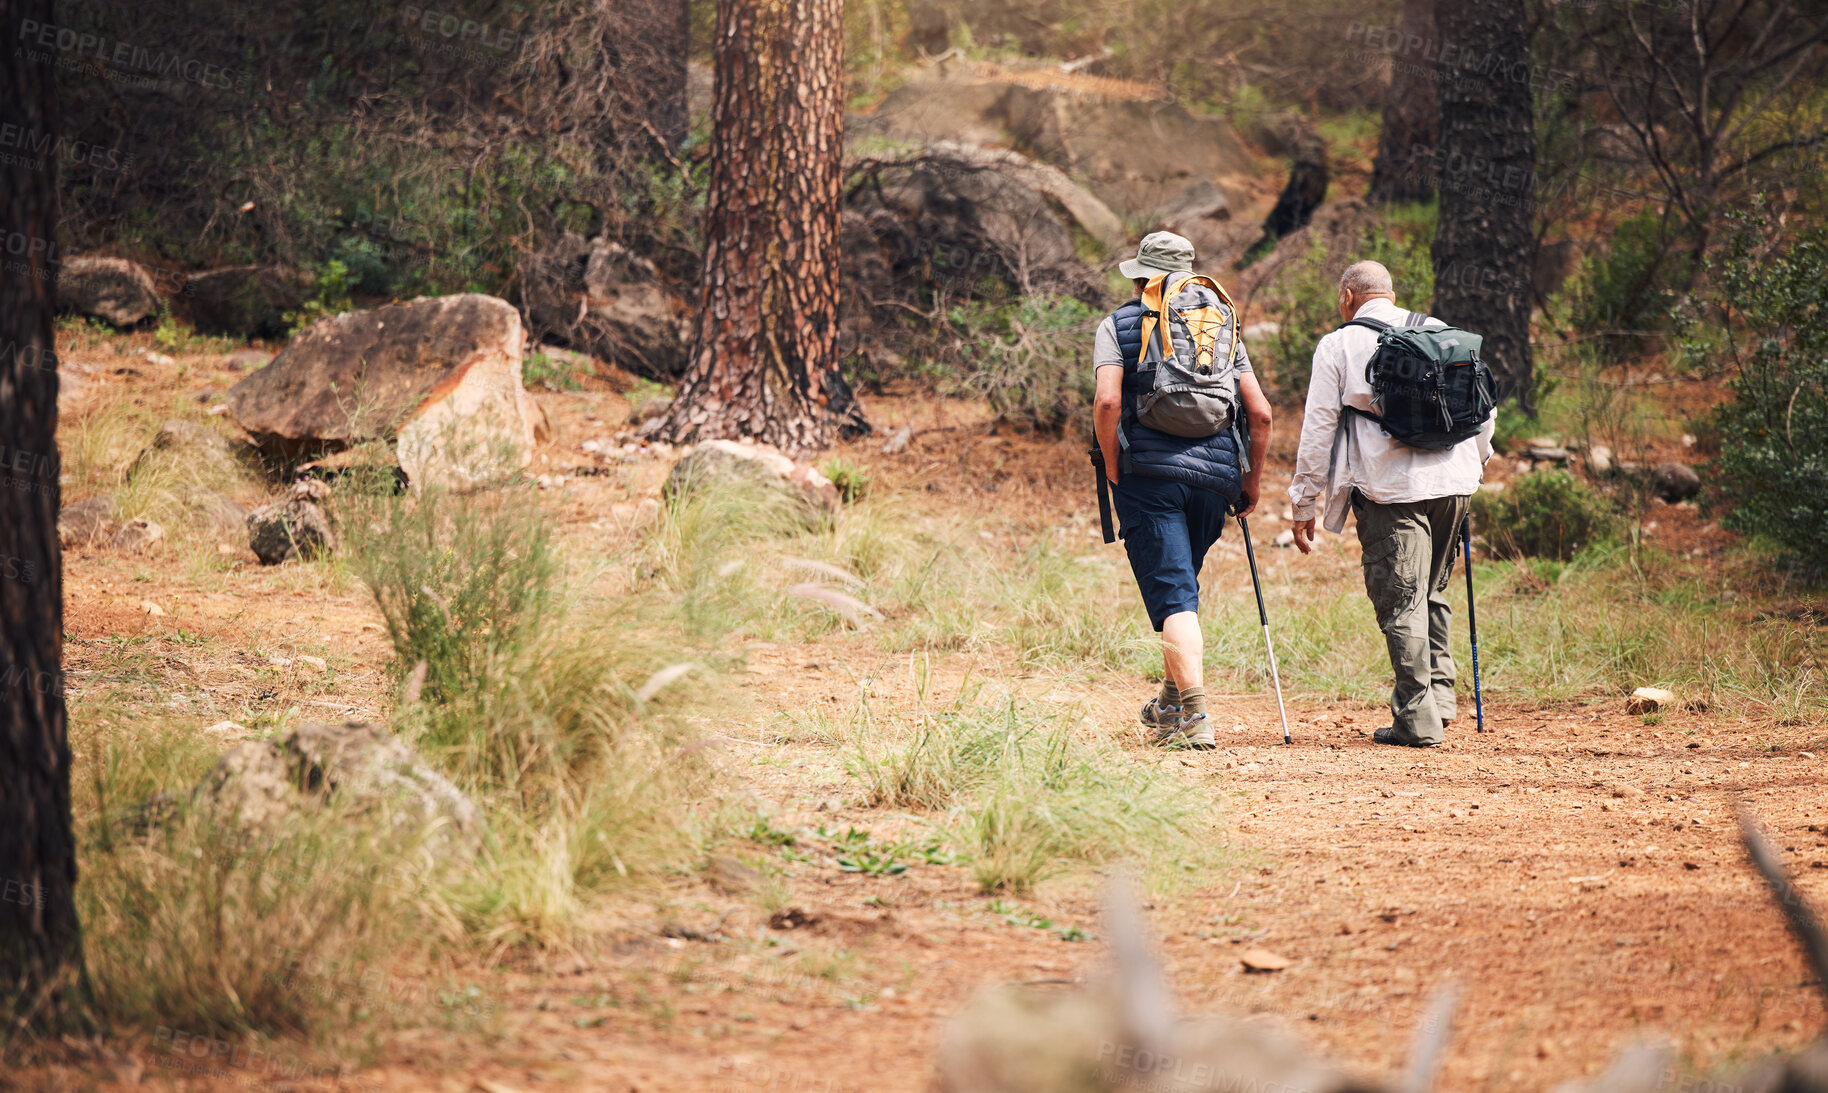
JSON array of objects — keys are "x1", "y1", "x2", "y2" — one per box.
[{"x1": 1110, "y1": 299, "x2": 1244, "y2": 503}]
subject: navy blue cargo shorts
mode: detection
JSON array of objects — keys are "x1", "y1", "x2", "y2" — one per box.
[{"x1": 1112, "y1": 474, "x2": 1229, "y2": 632}]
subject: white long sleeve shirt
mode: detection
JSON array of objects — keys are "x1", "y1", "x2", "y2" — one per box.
[{"x1": 1287, "y1": 297, "x2": 1495, "y2": 533}]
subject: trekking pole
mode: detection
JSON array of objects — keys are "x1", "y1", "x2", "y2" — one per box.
[
  {"x1": 1461, "y1": 514, "x2": 1485, "y2": 734},
  {"x1": 1237, "y1": 515, "x2": 1292, "y2": 745}
]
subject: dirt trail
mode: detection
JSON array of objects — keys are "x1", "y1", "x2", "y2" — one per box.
[{"x1": 364, "y1": 676, "x2": 1822, "y2": 1093}]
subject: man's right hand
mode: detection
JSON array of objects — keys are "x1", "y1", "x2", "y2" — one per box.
[{"x1": 1292, "y1": 518, "x2": 1317, "y2": 555}]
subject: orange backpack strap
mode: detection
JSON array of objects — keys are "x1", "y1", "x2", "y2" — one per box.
[{"x1": 1138, "y1": 273, "x2": 1170, "y2": 363}]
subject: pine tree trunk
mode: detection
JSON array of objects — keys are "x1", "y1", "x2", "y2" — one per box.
[
  {"x1": 1430, "y1": 0, "x2": 1537, "y2": 410},
  {"x1": 1367, "y1": 0, "x2": 1439, "y2": 204},
  {"x1": 0, "y1": 0, "x2": 88, "y2": 1032},
  {"x1": 657, "y1": 0, "x2": 855, "y2": 456}
]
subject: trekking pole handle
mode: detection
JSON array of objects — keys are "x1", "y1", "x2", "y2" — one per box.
[{"x1": 1090, "y1": 448, "x2": 1116, "y2": 544}]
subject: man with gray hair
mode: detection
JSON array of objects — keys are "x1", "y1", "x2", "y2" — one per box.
[{"x1": 1287, "y1": 260, "x2": 1495, "y2": 747}]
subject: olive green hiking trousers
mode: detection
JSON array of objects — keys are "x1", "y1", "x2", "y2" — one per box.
[{"x1": 1351, "y1": 490, "x2": 1471, "y2": 746}]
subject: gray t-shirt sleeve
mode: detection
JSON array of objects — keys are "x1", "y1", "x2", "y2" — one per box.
[{"x1": 1093, "y1": 315, "x2": 1123, "y2": 370}]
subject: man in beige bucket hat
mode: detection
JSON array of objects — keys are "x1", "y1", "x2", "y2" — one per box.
[{"x1": 1093, "y1": 231, "x2": 1274, "y2": 748}]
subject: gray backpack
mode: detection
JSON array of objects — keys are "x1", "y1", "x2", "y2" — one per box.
[{"x1": 1130, "y1": 272, "x2": 1241, "y2": 438}]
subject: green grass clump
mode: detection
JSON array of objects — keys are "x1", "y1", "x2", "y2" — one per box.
[
  {"x1": 346, "y1": 482, "x2": 712, "y2": 944},
  {"x1": 75, "y1": 718, "x2": 440, "y2": 1039},
  {"x1": 849, "y1": 685, "x2": 1203, "y2": 893}
]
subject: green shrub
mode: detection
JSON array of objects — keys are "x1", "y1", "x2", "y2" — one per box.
[
  {"x1": 523, "y1": 350, "x2": 587, "y2": 392},
  {"x1": 950, "y1": 295, "x2": 1101, "y2": 433},
  {"x1": 1257, "y1": 204, "x2": 1435, "y2": 397},
  {"x1": 1569, "y1": 210, "x2": 1695, "y2": 362},
  {"x1": 282, "y1": 260, "x2": 356, "y2": 336},
  {"x1": 1471, "y1": 470, "x2": 1618, "y2": 561},
  {"x1": 1703, "y1": 217, "x2": 1828, "y2": 573},
  {"x1": 820, "y1": 457, "x2": 871, "y2": 504}
]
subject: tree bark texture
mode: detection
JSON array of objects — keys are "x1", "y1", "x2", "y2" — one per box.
[
  {"x1": 659, "y1": 0, "x2": 850, "y2": 456},
  {"x1": 1430, "y1": 0, "x2": 1537, "y2": 410},
  {"x1": 1367, "y1": 0, "x2": 1439, "y2": 204},
  {"x1": 0, "y1": 0, "x2": 87, "y2": 1031}
]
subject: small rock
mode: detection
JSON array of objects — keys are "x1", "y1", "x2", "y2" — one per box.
[
  {"x1": 138, "y1": 599, "x2": 166, "y2": 616},
  {"x1": 1526, "y1": 446, "x2": 1571, "y2": 464},
  {"x1": 204, "y1": 720, "x2": 248, "y2": 734},
  {"x1": 56, "y1": 255, "x2": 161, "y2": 326},
  {"x1": 110, "y1": 517, "x2": 165, "y2": 553},
  {"x1": 1272, "y1": 529, "x2": 1295, "y2": 548},
  {"x1": 57, "y1": 496, "x2": 116, "y2": 548},
  {"x1": 1238, "y1": 948, "x2": 1292, "y2": 973},
  {"x1": 664, "y1": 440, "x2": 840, "y2": 532},
  {"x1": 297, "y1": 654, "x2": 328, "y2": 672},
  {"x1": 632, "y1": 395, "x2": 674, "y2": 424},
  {"x1": 1681, "y1": 433, "x2": 1696, "y2": 448},
  {"x1": 1526, "y1": 435, "x2": 1560, "y2": 450},
  {"x1": 199, "y1": 720, "x2": 486, "y2": 858},
  {"x1": 1588, "y1": 445, "x2": 1613, "y2": 475},
  {"x1": 1652, "y1": 462, "x2": 1701, "y2": 503},
  {"x1": 882, "y1": 425, "x2": 913, "y2": 455},
  {"x1": 247, "y1": 479, "x2": 336, "y2": 564},
  {"x1": 221, "y1": 348, "x2": 274, "y2": 372},
  {"x1": 1626, "y1": 687, "x2": 1673, "y2": 714}
]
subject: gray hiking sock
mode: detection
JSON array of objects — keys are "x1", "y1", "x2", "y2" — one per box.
[
  {"x1": 1178, "y1": 686, "x2": 1208, "y2": 716},
  {"x1": 1158, "y1": 679, "x2": 1180, "y2": 707}
]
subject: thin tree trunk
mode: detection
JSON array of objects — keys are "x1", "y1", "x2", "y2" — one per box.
[
  {"x1": 1430, "y1": 0, "x2": 1537, "y2": 410},
  {"x1": 0, "y1": 0, "x2": 88, "y2": 1034},
  {"x1": 651, "y1": 0, "x2": 690, "y2": 151},
  {"x1": 1367, "y1": 0, "x2": 1439, "y2": 204},
  {"x1": 657, "y1": 0, "x2": 857, "y2": 455}
]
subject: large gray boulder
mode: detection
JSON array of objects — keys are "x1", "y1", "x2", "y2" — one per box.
[
  {"x1": 520, "y1": 234, "x2": 691, "y2": 380},
  {"x1": 861, "y1": 71, "x2": 1253, "y2": 219},
  {"x1": 226, "y1": 294, "x2": 539, "y2": 489},
  {"x1": 185, "y1": 265, "x2": 301, "y2": 338},
  {"x1": 844, "y1": 145, "x2": 1104, "y2": 304},
  {"x1": 198, "y1": 720, "x2": 486, "y2": 859},
  {"x1": 56, "y1": 255, "x2": 160, "y2": 327}
]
